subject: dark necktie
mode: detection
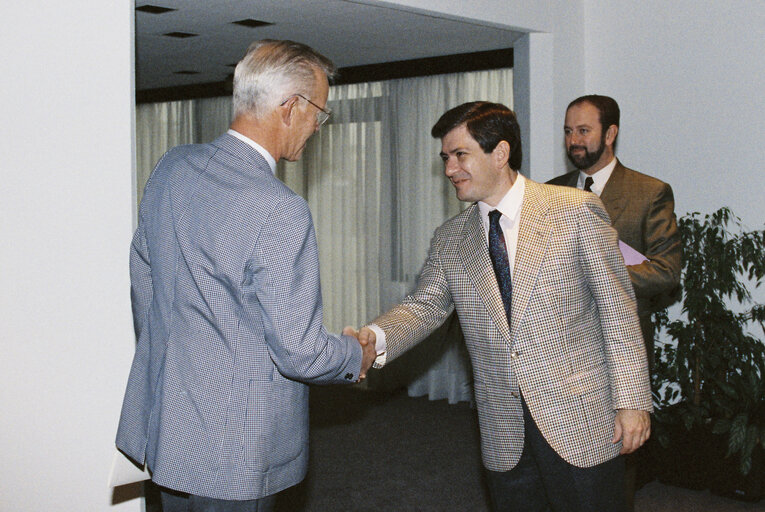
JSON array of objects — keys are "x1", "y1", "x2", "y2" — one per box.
[
  {"x1": 583, "y1": 176, "x2": 594, "y2": 192},
  {"x1": 488, "y1": 210, "x2": 512, "y2": 322}
]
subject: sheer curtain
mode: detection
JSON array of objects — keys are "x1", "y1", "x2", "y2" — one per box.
[
  {"x1": 135, "y1": 68, "x2": 512, "y2": 404},
  {"x1": 135, "y1": 96, "x2": 233, "y2": 205}
]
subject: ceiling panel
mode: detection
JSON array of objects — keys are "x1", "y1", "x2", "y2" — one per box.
[{"x1": 135, "y1": 0, "x2": 523, "y2": 90}]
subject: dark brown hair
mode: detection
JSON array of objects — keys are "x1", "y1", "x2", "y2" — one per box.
[{"x1": 431, "y1": 101, "x2": 522, "y2": 171}]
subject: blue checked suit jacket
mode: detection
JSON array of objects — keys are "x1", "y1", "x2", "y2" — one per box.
[
  {"x1": 374, "y1": 180, "x2": 652, "y2": 471},
  {"x1": 116, "y1": 133, "x2": 362, "y2": 500}
]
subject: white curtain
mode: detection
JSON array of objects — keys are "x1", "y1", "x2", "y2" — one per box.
[
  {"x1": 135, "y1": 68, "x2": 512, "y2": 404},
  {"x1": 135, "y1": 96, "x2": 233, "y2": 205}
]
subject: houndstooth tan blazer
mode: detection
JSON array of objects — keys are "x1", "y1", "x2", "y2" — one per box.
[{"x1": 373, "y1": 179, "x2": 652, "y2": 471}]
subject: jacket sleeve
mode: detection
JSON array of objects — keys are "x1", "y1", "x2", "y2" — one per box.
[
  {"x1": 372, "y1": 227, "x2": 455, "y2": 365},
  {"x1": 577, "y1": 195, "x2": 653, "y2": 412},
  {"x1": 249, "y1": 194, "x2": 362, "y2": 384},
  {"x1": 627, "y1": 182, "x2": 682, "y2": 305}
]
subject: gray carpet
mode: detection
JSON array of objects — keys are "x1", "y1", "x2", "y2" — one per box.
[{"x1": 274, "y1": 386, "x2": 765, "y2": 511}]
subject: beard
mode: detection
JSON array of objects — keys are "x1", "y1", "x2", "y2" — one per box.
[{"x1": 567, "y1": 135, "x2": 606, "y2": 170}]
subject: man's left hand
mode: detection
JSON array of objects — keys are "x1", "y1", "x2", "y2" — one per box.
[{"x1": 612, "y1": 409, "x2": 651, "y2": 454}]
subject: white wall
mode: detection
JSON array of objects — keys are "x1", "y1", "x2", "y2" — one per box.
[
  {"x1": 0, "y1": 2, "x2": 140, "y2": 511},
  {"x1": 514, "y1": 33, "x2": 556, "y2": 178},
  {"x1": 583, "y1": 0, "x2": 765, "y2": 227}
]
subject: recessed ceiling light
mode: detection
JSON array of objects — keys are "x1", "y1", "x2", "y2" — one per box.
[
  {"x1": 136, "y1": 5, "x2": 176, "y2": 14},
  {"x1": 231, "y1": 19, "x2": 273, "y2": 28},
  {"x1": 164, "y1": 32, "x2": 198, "y2": 38}
]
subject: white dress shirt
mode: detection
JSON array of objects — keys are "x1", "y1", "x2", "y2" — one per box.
[
  {"x1": 577, "y1": 157, "x2": 617, "y2": 197},
  {"x1": 370, "y1": 174, "x2": 527, "y2": 364},
  {"x1": 477, "y1": 173, "x2": 526, "y2": 275}
]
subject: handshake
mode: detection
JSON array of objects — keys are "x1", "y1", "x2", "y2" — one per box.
[{"x1": 341, "y1": 326, "x2": 378, "y2": 382}]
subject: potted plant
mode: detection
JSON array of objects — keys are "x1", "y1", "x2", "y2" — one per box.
[{"x1": 650, "y1": 207, "x2": 765, "y2": 499}]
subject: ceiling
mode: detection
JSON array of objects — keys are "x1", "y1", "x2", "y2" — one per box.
[{"x1": 135, "y1": 0, "x2": 525, "y2": 91}]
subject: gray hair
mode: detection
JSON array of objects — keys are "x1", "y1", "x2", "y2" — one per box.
[{"x1": 232, "y1": 39, "x2": 336, "y2": 119}]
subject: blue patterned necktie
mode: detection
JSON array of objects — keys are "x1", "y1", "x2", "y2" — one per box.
[{"x1": 488, "y1": 210, "x2": 512, "y2": 322}]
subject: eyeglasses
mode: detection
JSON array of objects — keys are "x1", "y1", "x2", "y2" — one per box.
[{"x1": 280, "y1": 93, "x2": 332, "y2": 126}]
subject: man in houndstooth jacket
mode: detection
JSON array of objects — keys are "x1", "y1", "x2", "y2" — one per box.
[
  {"x1": 359, "y1": 102, "x2": 652, "y2": 511},
  {"x1": 116, "y1": 40, "x2": 375, "y2": 511}
]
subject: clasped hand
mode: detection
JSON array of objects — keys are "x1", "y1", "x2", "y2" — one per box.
[{"x1": 342, "y1": 326, "x2": 377, "y2": 382}]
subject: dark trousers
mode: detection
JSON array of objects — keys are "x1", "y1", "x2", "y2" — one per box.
[
  {"x1": 159, "y1": 486, "x2": 276, "y2": 512},
  {"x1": 485, "y1": 400, "x2": 626, "y2": 512}
]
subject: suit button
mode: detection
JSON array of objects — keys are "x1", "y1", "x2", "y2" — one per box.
[
  {"x1": 511, "y1": 391, "x2": 519, "y2": 398},
  {"x1": 510, "y1": 351, "x2": 519, "y2": 359},
  {"x1": 344, "y1": 373, "x2": 354, "y2": 380}
]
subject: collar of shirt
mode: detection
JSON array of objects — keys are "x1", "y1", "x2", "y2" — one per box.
[
  {"x1": 227, "y1": 129, "x2": 277, "y2": 175},
  {"x1": 478, "y1": 173, "x2": 526, "y2": 246},
  {"x1": 577, "y1": 157, "x2": 617, "y2": 197}
]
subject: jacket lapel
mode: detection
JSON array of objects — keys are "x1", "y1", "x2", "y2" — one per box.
[
  {"x1": 510, "y1": 180, "x2": 552, "y2": 340},
  {"x1": 599, "y1": 161, "x2": 627, "y2": 224},
  {"x1": 458, "y1": 206, "x2": 512, "y2": 341}
]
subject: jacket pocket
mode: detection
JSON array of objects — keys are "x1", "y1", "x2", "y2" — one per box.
[
  {"x1": 565, "y1": 362, "x2": 607, "y2": 396},
  {"x1": 243, "y1": 377, "x2": 308, "y2": 471}
]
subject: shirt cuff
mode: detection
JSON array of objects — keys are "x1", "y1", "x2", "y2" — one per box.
[{"x1": 367, "y1": 323, "x2": 387, "y2": 367}]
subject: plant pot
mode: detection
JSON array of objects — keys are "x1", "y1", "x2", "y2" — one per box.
[
  {"x1": 649, "y1": 421, "x2": 716, "y2": 490},
  {"x1": 708, "y1": 446, "x2": 765, "y2": 502}
]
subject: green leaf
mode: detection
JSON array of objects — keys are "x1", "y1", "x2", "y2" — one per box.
[
  {"x1": 735, "y1": 427, "x2": 759, "y2": 476},
  {"x1": 714, "y1": 379, "x2": 738, "y2": 399},
  {"x1": 712, "y1": 418, "x2": 731, "y2": 435},
  {"x1": 729, "y1": 413, "x2": 747, "y2": 452},
  {"x1": 742, "y1": 425, "x2": 758, "y2": 460},
  {"x1": 682, "y1": 412, "x2": 696, "y2": 431},
  {"x1": 740, "y1": 455, "x2": 752, "y2": 476}
]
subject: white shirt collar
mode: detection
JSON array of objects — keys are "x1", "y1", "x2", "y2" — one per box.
[
  {"x1": 227, "y1": 129, "x2": 277, "y2": 175},
  {"x1": 578, "y1": 157, "x2": 617, "y2": 197},
  {"x1": 478, "y1": 173, "x2": 526, "y2": 238}
]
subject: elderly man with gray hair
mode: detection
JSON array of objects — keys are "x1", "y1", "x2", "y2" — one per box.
[{"x1": 116, "y1": 39, "x2": 375, "y2": 512}]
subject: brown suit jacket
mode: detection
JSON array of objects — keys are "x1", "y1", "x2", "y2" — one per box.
[
  {"x1": 373, "y1": 180, "x2": 652, "y2": 471},
  {"x1": 547, "y1": 161, "x2": 681, "y2": 325}
]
